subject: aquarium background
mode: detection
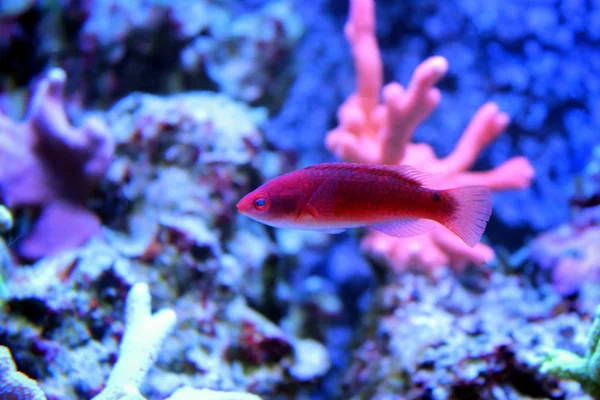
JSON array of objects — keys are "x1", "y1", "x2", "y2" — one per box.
[{"x1": 0, "y1": 0, "x2": 600, "y2": 399}]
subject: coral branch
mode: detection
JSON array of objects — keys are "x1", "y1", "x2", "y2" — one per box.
[
  {"x1": 344, "y1": 0, "x2": 381, "y2": 115},
  {"x1": 435, "y1": 102, "x2": 509, "y2": 174},
  {"x1": 92, "y1": 283, "x2": 176, "y2": 400},
  {"x1": 381, "y1": 56, "x2": 447, "y2": 165},
  {"x1": 326, "y1": 0, "x2": 534, "y2": 272}
]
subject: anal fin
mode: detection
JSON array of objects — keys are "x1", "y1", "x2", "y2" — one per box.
[
  {"x1": 370, "y1": 218, "x2": 436, "y2": 238},
  {"x1": 391, "y1": 165, "x2": 437, "y2": 187}
]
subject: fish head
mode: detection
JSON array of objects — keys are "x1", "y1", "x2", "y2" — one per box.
[
  {"x1": 237, "y1": 181, "x2": 306, "y2": 228},
  {"x1": 237, "y1": 188, "x2": 272, "y2": 218}
]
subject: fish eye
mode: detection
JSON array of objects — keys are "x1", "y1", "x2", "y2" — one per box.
[{"x1": 254, "y1": 197, "x2": 268, "y2": 211}]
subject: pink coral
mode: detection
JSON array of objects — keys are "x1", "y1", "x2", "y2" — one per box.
[
  {"x1": 326, "y1": 0, "x2": 534, "y2": 273},
  {"x1": 0, "y1": 68, "x2": 114, "y2": 260}
]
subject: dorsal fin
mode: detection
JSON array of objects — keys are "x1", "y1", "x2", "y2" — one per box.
[
  {"x1": 387, "y1": 164, "x2": 435, "y2": 186},
  {"x1": 304, "y1": 162, "x2": 436, "y2": 187}
]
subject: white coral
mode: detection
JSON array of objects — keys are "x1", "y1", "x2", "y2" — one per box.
[
  {"x1": 92, "y1": 283, "x2": 177, "y2": 400},
  {"x1": 0, "y1": 345, "x2": 47, "y2": 399},
  {"x1": 166, "y1": 387, "x2": 262, "y2": 400}
]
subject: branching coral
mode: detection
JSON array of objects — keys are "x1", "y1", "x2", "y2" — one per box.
[
  {"x1": 92, "y1": 283, "x2": 176, "y2": 400},
  {"x1": 92, "y1": 283, "x2": 268, "y2": 400},
  {"x1": 541, "y1": 305, "x2": 600, "y2": 398},
  {"x1": 2, "y1": 278, "x2": 268, "y2": 399},
  {"x1": 325, "y1": 0, "x2": 534, "y2": 272},
  {"x1": 0, "y1": 68, "x2": 114, "y2": 260}
]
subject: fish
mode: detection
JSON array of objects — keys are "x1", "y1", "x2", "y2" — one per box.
[{"x1": 236, "y1": 163, "x2": 492, "y2": 247}]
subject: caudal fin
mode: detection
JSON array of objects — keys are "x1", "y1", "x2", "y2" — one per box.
[{"x1": 441, "y1": 186, "x2": 492, "y2": 247}]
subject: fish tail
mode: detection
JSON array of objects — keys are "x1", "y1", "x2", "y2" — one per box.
[{"x1": 440, "y1": 186, "x2": 492, "y2": 247}]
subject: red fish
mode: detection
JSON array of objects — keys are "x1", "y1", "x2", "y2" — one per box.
[{"x1": 237, "y1": 163, "x2": 492, "y2": 247}]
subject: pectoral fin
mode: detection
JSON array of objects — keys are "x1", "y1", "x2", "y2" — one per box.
[{"x1": 301, "y1": 180, "x2": 338, "y2": 220}]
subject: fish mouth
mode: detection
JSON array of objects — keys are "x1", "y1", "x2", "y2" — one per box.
[
  {"x1": 237, "y1": 193, "x2": 256, "y2": 215},
  {"x1": 236, "y1": 199, "x2": 245, "y2": 214}
]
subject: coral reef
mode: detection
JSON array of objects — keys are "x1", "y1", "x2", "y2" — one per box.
[
  {"x1": 541, "y1": 305, "x2": 600, "y2": 399},
  {"x1": 179, "y1": 1, "x2": 302, "y2": 103},
  {"x1": 0, "y1": 68, "x2": 114, "y2": 260},
  {"x1": 374, "y1": 0, "x2": 599, "y2": 230},
  {"x1": 2, "y1": 0, "x2": 596, "y2": 231},
  {"x1": 325, "y1": 0, "x2": 534, "y2": 273},
  {"x1": 340, "y1": 269, "x2": 596, "y2": 399},
  {"x1": 2, "y1": 281, "x2": 266, "y2": 400},
  {"x1": 264, "y1": 0, "x2": 600, "y2": 231},
  {"x1": 0, "y1": 1, "x2": 598, "y2": 400},
  {"x1": 0, "y1": 82, "x2": 331, "y2": 399},
  {"x1": 90, "y1": 283, "x2": 264, "y2": 400},
  {"x1": 2, "y1": 235, "x2": 329, "y2": 398},
  {"x1": 531, "y1": 206, "x2": 600, "y2": 295},
  {"x1": 0, "y1": 0, "x2": 302, "y2": 107}
]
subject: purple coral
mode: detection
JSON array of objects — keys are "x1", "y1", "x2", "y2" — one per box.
[{"x1": 0, "y1": 68, "x2": 114, "y2": 260}]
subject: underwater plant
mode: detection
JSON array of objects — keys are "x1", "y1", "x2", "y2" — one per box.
[
  {"x1": 325, "y1": 0, "x2": 534, "y2": 273},
  {"x1": 541, "y1": 305, "x2": 600, "y2": 398}
]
